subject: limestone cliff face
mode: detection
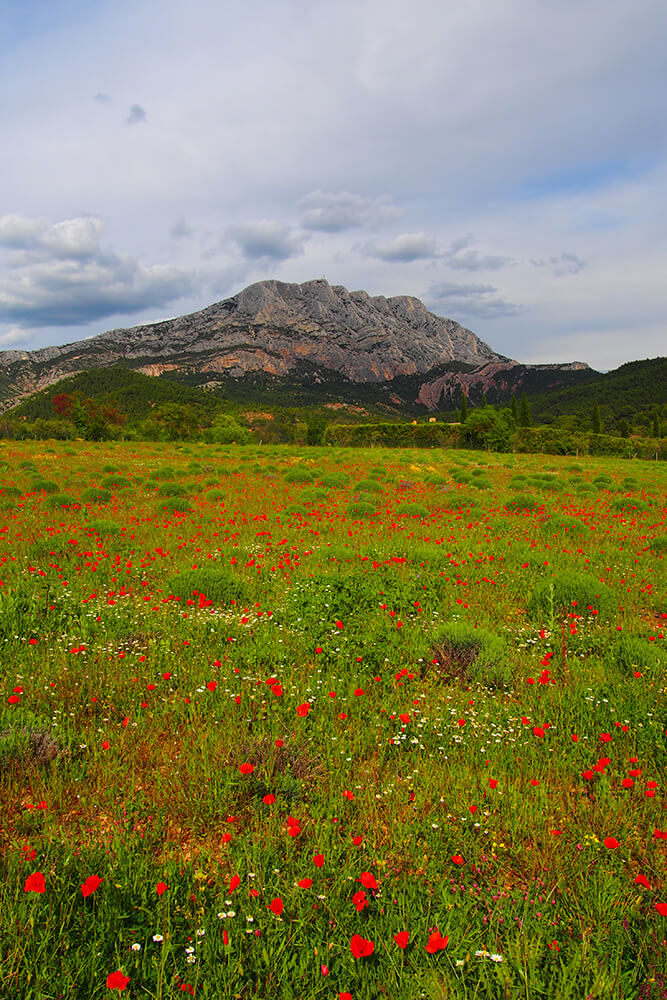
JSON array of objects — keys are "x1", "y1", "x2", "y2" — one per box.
[
  {"x1": 416, "y1": 360, "x2": 594, "y2": 410},
  {"x1": 0, "y1": 279, "x2": 508, "y2": 409}
]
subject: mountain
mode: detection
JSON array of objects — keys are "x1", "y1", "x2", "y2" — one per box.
[{"x1": 0, "y1": 278, "x2": 595, "y2": 413}]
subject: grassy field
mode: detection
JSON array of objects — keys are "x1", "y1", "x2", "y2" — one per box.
[{"x1": 0, "y1": 441, "x2": 665, "y2": 999}]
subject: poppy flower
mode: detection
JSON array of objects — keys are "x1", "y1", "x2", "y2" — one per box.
[
  {"x1": 451, "y1": 855, "x2": 464, "y2": 866},
  {"x1": 339, "y1": 994, "x2": 353, "y2": 1000},
  {"x1": 206, "y1": 681, "x2": 217, "y2": 692},
  {"x1": 296, "y1": 703, "x2": 310, "y2": 717},
  {"x1": 156, "y1": 881, "x2": 168, "y2": 895},
  {"x1": 269, "y1": 897, "x2": 284, "y2": 916},
  {"x1": 634, "y1": 874, "x2": 650, "y2": 889},
  {"x1": 313, "y1": 854, "x2": 324, "y2": 868},
  {"x1": 425, "y1": 930, "x2": 449, "y2": 953},
  {"x1": 350, "y1": 934, "x2": 374, "y2": 958},
  {"x1": 604, "y1": 837, "x2": 620, "y2": 849},
  {"x1": 229, "y1": 874, "x2": 240, "y2": 893},
  {"x1": 239, "y1": 762, "x2": 254, "y2": 775},
  {"x1": 297, "y1": 878, "x2": 312, "y2": 888},
  {"x1": 359, "y1": 871, "x2": 379, "y2": 890},
  {"x1": 352, "y1": 890, "x2": 368, "y2": 912},
  {"x1": 106, "y1": 971, "x2": 130, "y2": 991},
  {"x1": 81, "y1": 875, "x2": 103, "y2": 897},
  {"x1": 489, "y1": 778, "x2": 498, "y2": 789},
  {"x1": 656, "y1": 902, "x2": 667, "y2": 916},
  {"x1": 24, "y1": 871, "x2": 46, "y2": 893},
  {"x1": 393, "y1": 931, "x2": 410, "y2": 949},
  {"x1": 263, "y1": 793, "x2": 276, "y2": 805}
]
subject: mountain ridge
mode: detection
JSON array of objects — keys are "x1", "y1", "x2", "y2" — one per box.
[{"x1": 0, "y1": 278, "x2": 593, "y2": 412}]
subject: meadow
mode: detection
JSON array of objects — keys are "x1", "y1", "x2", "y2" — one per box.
[{"x1": 0, "y1": 440, "x2": 665, "y2": 1000}]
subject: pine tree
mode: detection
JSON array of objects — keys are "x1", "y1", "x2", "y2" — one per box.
[
  {"x1": 592, "y1": 401, "x2": 602, "y2": 435},
  {"x1": 511, "y1": 394, "x2": 519, "y2": 424},
  {"x1": 460, "y1": 393, "x2": 468, "y2": 423},
  {"x1": 652, "y1": 410, "x2": 661, "y2": 438},
  {"x1": 519, "y1": 392, "x2": 531, "y2": 428}
]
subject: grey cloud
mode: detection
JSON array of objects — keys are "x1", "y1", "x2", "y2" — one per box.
[
  {"x1": 94, "y1": 92, "x2": 110, "y2": 103},
  {"x1": 447, "y1": 249, "x2": 512, "y2": 270},
  {"x1": 531, "y1": 252, "x2": 587, "y2": 275},
  {"x1": 0, "y1": 214, "x2": 192, "y2": 326},
  {"x1": 227, "y1": 220, "x2": 305, "y2": 261},
  {"x1": 0, "y1": 214, "x2": 48, "y2": 249},
  {"x1": 298, "y1": 190, "x2": 399, "y2": 232},
  {"x1": 170, "y1": 217, "x2": 194, "y2": 240},
  {"x1": 427, "y1": 279, "x2": 523, "y2": 319},
  {"x1": 126, "y1": 104, "x2": 147, "y2": 125},
  {"x1": 365, "y1": 232, "x2": 438, "y2": 262}
]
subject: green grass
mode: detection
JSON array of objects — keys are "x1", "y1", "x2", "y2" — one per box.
[{"x1": 0, "y1": 441, "x2": 664, "y2": 998}]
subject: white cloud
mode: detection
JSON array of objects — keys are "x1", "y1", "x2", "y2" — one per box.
[
  {"x1": 298, "y1": 191, "x2": 399, "y2": 232},
  {"x1": 365, "y1": 232, "x2": 438, "y2": 262},
  {"x1": 0, "y1": 326, "x2": 32, "y2": 348}
]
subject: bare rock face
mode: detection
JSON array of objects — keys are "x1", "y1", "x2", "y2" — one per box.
[
  {"x1": 416, "y1": 360, "x2": 594, "y2": 410},
  {"x1": 0, "y1": 279, "x2": 508, "y2": 410}
]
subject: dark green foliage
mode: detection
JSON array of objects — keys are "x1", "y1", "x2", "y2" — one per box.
[
  {"x1": 158, "y1": 497, "x2": 193, "y2": 513},
  {"x1": 463, "y1": 407, "x2": 514, "y2": 451},
  {"x1": 347, "y1": 500, "x2": 377, "y2": 517},
  {"x1": 592, "y1": 401, "x2": 602, "y2": 435},
  {"x1": 528, "y1": 571, "x2": 616, "y2": 620},
  {"x1": 504, "y1": 493, "x2": 542, "y2": 511},
  {"x1": 354, "y1": 478, "x2": 383, "y2": 494},
  {"x1": 460, "y1": 393, "x2": 469, "y2": 423},
  {"x1": 284, "y1": 468, "x2": 315, "y2": 484},
  {"x1": 46, "y1": 493, "x2": 73, "y2": 509},
  {"x1": 612, "y1": 635, "x2": 664, "y2": 673},
  {"x1": 394, "y1": 502, "x2": 428, "y2": 517},
  {"x1": 163, "y1": 567, "x2": 247, "y2": 604},
  {"x1": 29, "y1": 479, "x2": 59, "y2": 494},
  {"x1": 157, "y1": 482, "x2": 188, "y2": 497},
  {"x1": 511, "y1": 394, "x2": 519, "y2": 423},
  {"x1": 101, "y1": 475, "x2": 130, "y2": 489},
  {"x1": 320, "y1": 471, "x2": 350, "y2": 488},
  {"x1": 82, "y1": 486, "x2": 112, "y2": 504},
  {"x1": 149, "y1": 467, "x2": 177, "y2": 480},
  {"x1": 519, "y1": 391, "x2": 532, "y2": 427},
  {"x1": 84, "y1": 519, "x2": 122, "y2": 537},
  {"x1": 427, "y1": 622, "x2": 509, "y2": 688}
]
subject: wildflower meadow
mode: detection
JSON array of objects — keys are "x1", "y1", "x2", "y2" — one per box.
[{"x1": 0, "y1": 440, "x2": 665, "y2": 999}]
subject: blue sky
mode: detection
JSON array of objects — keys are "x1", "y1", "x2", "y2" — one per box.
[{"x1": 1, "y1": 0, "x2": 666, "y2": 370}]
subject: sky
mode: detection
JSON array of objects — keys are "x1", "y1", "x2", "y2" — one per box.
[{"x1": 1, "y1": 0, "x2": 666, "y2": 371}]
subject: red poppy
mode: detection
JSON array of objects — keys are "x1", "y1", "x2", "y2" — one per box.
[
  {"x1": 106, "y1": 971, "x2": 130, "y2": 991},
  {"x1": 81, "y1": 875, "x2": 103, "y2": 897},
  {"x1": 634, "y1": 874, "x2": 650, "y2": 889},
  {"x1": 604, "y1": 837, "x2": 620, "y2": 849},
  {"x1": 296, "y1": 703, "x2": 310, "y2": 717},
  {"x1": 352, "y1": 890, "x2": 368, "y2": 912},
  {"x1": 339, "y1": 994, "x2": 353, "y2": 1000},
  {"x1": 156, "y1": 882, "x2": 168, "y2": 895},
  {"x1": 239, "y1": 762, "x2": 254, "y2": 775},
  {"x1": 229, "y1": 874, "x2": 240, "y2": 893},
  {"x1": 297, "y1": 878, "x2": 313, "y2": 888},
  {"x1": 313, "y1": 854, "x2": 324, "y2": 868},
  {"x1": 269, "y1": 897, "x2": 284, "y2": 916},
  {"x1": 425, "y1": 930, "x2": 449, "y2": 953},
  {"x1": 393, "y1": 931, "x2": 410, "y2": 949},
  {"x1": 350, "y1": 934, "x2": 374, "y2": 958},
  {"x1": 359, "y1": 871, "x2": 379, "y2": 889},
  {"x1": 206, "y1": 681, "x2": 217, "y2": 692},
  {"x1": 656, "y1": 902, "x2": 667, "y2": 916},
  {"x1": 24, "y1": 871, "x2": 45, "y2": 893},
  {"x1": 489, "y1": 778, "x2": 498, "y2": 789},
  {"x1": 451, "y1": 855, "x2": 464, "y2": 866},
  {"x1": 263, "y1": 793, "x2": 276, "y2": 805}
]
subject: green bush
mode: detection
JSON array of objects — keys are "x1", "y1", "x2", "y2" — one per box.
[
  {"x1": 157, "y1": 482, "x2": 188, "y2": 497},
  {"x1": 505, "y1": 493, "x2": 542, "y2": 511},
  {"x1": 82, "y1": 487, "x2": 111, "y2": 504},
  {"x1": 149, "y1": 467, "x2": 177, "y2": 481},
  {"x1": 647, "y1": 535, "x2": 667, "y2": 554},
  {"x1": 163, "y1": 567, "x2": 247, "y2": 605},
  {"x1": 84, "y1": 519, "x2": 121, "y2": 536},
  {"x1": 528, "y1": 571, "x2": 616, "y2": 621},
  {"x1": 30, "y1": 479, "x2": 59, "y2": 494},
  {"x1": 347, "y1": 501, "x2": 377, "y2": 517},
  {"x1": 354, "y1": 479, "x2": 383, "y2": 494},
  {"x1": 612, "y1": 635, "x2": 664, "y2": 673},
  {"x1": 47, "y1": 493, "x2": 73, "y2": 509},
  {"x1": 426, "y1": 622, "x2": 509, "y2": 688},
  {"x1": 320, "y1": 471, "x2": 350, "y2": 488},
  {"x1": 102, "y1": 475, "x2": 130, "y2": 490},
  {"x1": 158, "y1": 497, "x2": 193, "y2": 513},
  {"x1": 284, "y1": 468, "x2": 315, "y2": 484},
  {"x1": 394, "y1": 502, "x2": 428, "y2": 517}
]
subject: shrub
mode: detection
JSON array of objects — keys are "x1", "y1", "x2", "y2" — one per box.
[
  {"x1": 84, "y1": 519, "x2": 121, "y2": 536},
  {"x1": 163, "y1": 567, "x2": 247, "y2": 605},
  {"x1": 505, "y1": 493, "x2": 542, "y2": 511},
  {"x1": 158, "y1": 497, "x2": 193, "y2": 513},
  {"x1": 394, "y1": 502, "x2": 428, "y2": 517},
  {"x1": 284, "y1": 468, "x2": 314, "y2": 484},
  {"x1": 206, "y1": 489, "x2": 227, "y2": 502},
  {"x1": 47, "y1": 493, "x2": 73, "y2": 509},
  {"x1": 157, "y1": 482, "x2": 188, "y2": 497},
  {"x1": 30, "y1": 479, "x2": 59, "y2": 494},
  {"x1": 102, "y1": 475, "x2": 130, "y2": 489},
  {"x1": 528, "y1": 572, "x2": 616, "y2": 621},
  {"x1": 320, "y1": 471, "x2": 350, "y2": 488},
  {"x1": 82, "y1": 487, "x2": 111, "y2": 504},
  {"x1": 427, "y1": 622, "x2": 509, "y2": 688},
  {"x1": 149, "y1": 467, "x2": 177, "y2": 481},
  {"x1": 612, "y1": 635, "x2": 664, "y2": 673},
  {"x1": 647, "y1": 536, "x2": 667, "y2": 554},
  {"x1": 347, "y1": 501, "x2": 377, "y2": 517},
  {"x1": 354, "y1": 479, "x2": 383, "y2": 494},
  {"x1": 301, "y1": 487, "x2": 328, "y2": 504}
]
